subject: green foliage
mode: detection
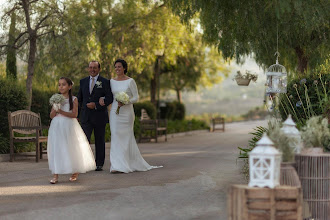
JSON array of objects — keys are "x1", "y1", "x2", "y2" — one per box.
[
  {"x1": 6, "y1": 12, "x2": 17, "y2": 80},
  {"x1": 238, "y1": 126, "x2": 268, "y2": 181},
  {"x1": 0, "y1": 78, "x2": 27, "y2": 153},
  {"x1": 173, "y1": 101, "x2": 185, "y2": 120},
  {"x1": 167, "y1": 119, "x2": 208, "y2": 133},
  {"x1": 168, "y1": 0, "x2": 330, "y2": 74},
  {"x1": 238, "y1": 126, "x2": 268, "y2": 159},
  {"x1": 133, "y1": 101, "x2": 157, "y2": 119},
  {"x1": 301, "y1": 116, "x2": 330, "y2": 151},
  {"x1": 267, "y1": 119, "x2": 296, "y2": 162},
  {"x1": 278, "y1": 73, "x2": 330, "y2": 127},
  {"x1": 31, "y1": 88, "x2": 56, "y2": 126},
  {"x1": 160, "y1": 101, "x2": 186, "y2": 120}
]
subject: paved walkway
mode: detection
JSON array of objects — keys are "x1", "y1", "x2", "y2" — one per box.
[{"x1": 0, "y1": 120, "x2": 267, "y2": 220}]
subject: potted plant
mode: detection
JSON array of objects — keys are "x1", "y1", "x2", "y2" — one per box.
[
  {"x1": 267, "y1": 119, "x2": 301, "y2": 187},
  {"x1": 233, "y1": 70, "x2": 258, "y2": 86},
  {"x1": 296, "y1": 116, "x2": 330, "y2": 219},
  {"x1": 301, "y1": 116, "x2": 330, "y2": 154}
]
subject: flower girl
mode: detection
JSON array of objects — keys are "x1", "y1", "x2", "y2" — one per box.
[{"x1": 47, "y1": 77, "x2": 96, "y2": 184}]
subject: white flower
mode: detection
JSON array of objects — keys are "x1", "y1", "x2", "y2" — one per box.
[
  {"x1": 49, "y1": 94, "x2": 65, "y2": 105},
  {"x1": 114, "y1": 92, "x2": 130, "y2": 114},
  {"x1": 115, "y1": 92, "x2": 130, "y2": 104},
  {"x1": 49, "y1": 94, "x2": 65, "y2": 111},
  {"x1": 95, "y1": 81, "x2": 102, "y2": 88}
]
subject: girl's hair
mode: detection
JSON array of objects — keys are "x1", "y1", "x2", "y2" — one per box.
[
  {"x1": 59, "y1": 77, "x2": 74, "y2": 110},
  {"x1": 114, "y1": 59, "x2": 128, "y2": 74}
]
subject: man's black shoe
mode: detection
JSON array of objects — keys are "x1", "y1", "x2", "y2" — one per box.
[{"x1": 95, "y1": 166, "x2": 103, "y2": 171}]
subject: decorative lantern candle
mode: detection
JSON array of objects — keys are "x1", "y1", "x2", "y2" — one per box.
[
  {"x1": 249, "y1": 134, "x2": 282, "y2": 188},
  {"x1": 281, "y1": 114, "x2": 302, "y2": 153},
  {"x1": 266, "y1": 54, "x2": 287, "y2": 94}
]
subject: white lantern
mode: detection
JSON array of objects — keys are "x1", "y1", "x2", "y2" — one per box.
[
  {"x1": 281, "y1": 114, "x2": 302, "y2": 153},
  {"x1": 266, "y1": 53, "x2": 287, "y2": 94},
  {"x1": 249, "y1": 134, "x2": 282, "y2": 188}
]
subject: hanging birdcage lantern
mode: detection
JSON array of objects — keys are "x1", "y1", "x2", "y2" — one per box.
[
  {"x1": 266, "y1": 52, "x2": 287, "y2": 93},
  {"x1": 249, "y1": 134, "x2": 282, "y2": 188}
]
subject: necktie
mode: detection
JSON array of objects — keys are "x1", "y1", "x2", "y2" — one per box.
[{"x1": 90, "y1": 77, "x2": 95, "y2": 94}]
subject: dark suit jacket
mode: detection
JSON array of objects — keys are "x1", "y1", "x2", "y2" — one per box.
[{"x1": 78, "y1": 75, "x2": 113, "y2": 125}]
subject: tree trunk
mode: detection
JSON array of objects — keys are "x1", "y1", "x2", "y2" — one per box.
[
  {"x1": 26, "y1": 34, "x2": 37, "y2": 110},
  {"x1": 150, "y1": 73, "x2": 157, "y2": 106},
  {"x1": 150, "y1": 57, "x2": 160, "y2": 107},
  {"x1": 295, "y1": 47, "x2": 308, "y2": 74},
  {"x1": 176, "y1": 89, "x2": 182, "y2": 103},
  {"x1": 6, "y1": 12, "x2": 17, "y2": 80}
]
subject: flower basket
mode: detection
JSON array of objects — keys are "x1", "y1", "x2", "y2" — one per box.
[{"x1": 235, "y1": 78, "x2": 251, "y2": 86}]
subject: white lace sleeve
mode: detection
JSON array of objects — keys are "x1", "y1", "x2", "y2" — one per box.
[{"x1": 129, "y1": 79, "x2": 139, "y2": 104}]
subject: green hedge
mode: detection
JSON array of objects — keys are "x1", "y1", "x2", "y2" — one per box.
[
  {"x1": 0, "y1": 79, "x2": 28, "y2": 153},
  {"x1": 160, "y1": 101, "x2": 186, "y2": 120},
  {"x1": 133, "y1": 101, "x2": 156, "y2": 119},
  {"x1": 31, "y1": 89, "x2": 56, "y2": 126}
]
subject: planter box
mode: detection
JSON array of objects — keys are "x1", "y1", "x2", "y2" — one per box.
[
  {"x1": 228, "y1": 184, "x2": 303, "y2": 220},
  {"x1": 295, "y1": 153, "x2": 330, "y2": 220}
]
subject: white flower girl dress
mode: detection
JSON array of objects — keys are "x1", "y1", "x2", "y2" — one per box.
[{"x1": 47, "y1": 96, "x2": 96, "y2": 174}]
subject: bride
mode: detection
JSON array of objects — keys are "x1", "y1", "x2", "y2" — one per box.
[{"x1": 99, "y1": 59, "x2": 162, "y2": 173}]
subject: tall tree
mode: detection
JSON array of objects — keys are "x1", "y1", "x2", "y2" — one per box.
[
  {"x1": 1, "y1": 0, "x2": 63, "y2": 109},
  {"x1": 168, "y1": 0, "x2": 329, "y2": 74},
  {"x1": 6, "y1": 12, "x2": 17, "y2": 80}
]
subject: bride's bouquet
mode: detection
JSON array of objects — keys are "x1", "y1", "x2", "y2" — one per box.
[
  {"x1": 49, "y1": 94, "x2": 65, "y2": 111},
  {"x1": 115, "y1": 92, "x2": 130, "y2": 114}
]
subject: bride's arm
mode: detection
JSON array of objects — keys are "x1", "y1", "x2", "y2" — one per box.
[
  {"x1": 57, "y1": 98, "x2": 78, "y2": 118},
  {"x1": 129, "y1": 79, "x2": 139, "y2": 104}
]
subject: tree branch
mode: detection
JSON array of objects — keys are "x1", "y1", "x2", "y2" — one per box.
[
  {"x1": 21, "y1": 0, "x2": 32, "y2": 31},
  {"x1": 35, "y1": 13, "x2": 51, "y2": 29},
  {"x1": 36, "y1": 30, "x2": 54, "y2": 38}
]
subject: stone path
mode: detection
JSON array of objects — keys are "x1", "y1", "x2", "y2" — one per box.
[{"x1": 0, "y1": 120, "x2": 267, "y2": 220}]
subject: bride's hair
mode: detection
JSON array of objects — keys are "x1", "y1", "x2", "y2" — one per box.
[
  {"x1": 114, "y1": 59, "x2": 128, "y2": 74},
  {"x1": 59, "y1": 77, "x2": 74, "y2": 110}
]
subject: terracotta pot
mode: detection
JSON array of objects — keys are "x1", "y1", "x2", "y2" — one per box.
[{"x1": 280, "y1": 162, "x2": 301, "y2": 187}]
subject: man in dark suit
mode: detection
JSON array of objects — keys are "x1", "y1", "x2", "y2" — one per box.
[{"x1": 78, "y1": 61, "x2": 113, "y2": 171}]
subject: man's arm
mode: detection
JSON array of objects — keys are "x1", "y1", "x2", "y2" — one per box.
[{"x1": 94, "y1": 78, "x2": 113, "y2": 110}]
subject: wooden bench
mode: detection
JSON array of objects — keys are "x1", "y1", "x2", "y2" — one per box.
[
  {"x1": 8, "y1": 110, "x2": 48, "y2": 162},
  {"x1": 211, "y1": 117, "x2": 225, "y2": 132},
  {"x1": 138, "y1": 109, "x2": 167, "y2": 143}
]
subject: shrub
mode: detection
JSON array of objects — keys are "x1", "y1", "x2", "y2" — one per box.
[
  {"x1": 160, "y1": 101, "x2": 186, "y2": 120},
  {"x1": 133, "y1": 101, "x2": 156, "y2": 119},
  {"x1": 173, "y1": 101, "x2": 185, "y2": 120},
  {"x1": 278, "y1": 73, "x2": 330, "y2": 128},
  {"x1": 162, "y1": 101, "x2": 176, "y2": 120},
  {"x1": 167, "y1": 119, "x2": 208, "y2": 133},
  {"x1": 31, "y1": 88, "x2": 56, "y2": 126},
  {"x1": 0, "y1": 79, "x2": 28, "y2": 153}
]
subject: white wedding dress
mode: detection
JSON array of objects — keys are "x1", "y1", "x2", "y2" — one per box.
[
  {"x1": 109, "y1": 78, "x2": 162, "y2": 173},
  {"x1": 47, "y1": 96, "x2": 96, "y2": 174}
]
